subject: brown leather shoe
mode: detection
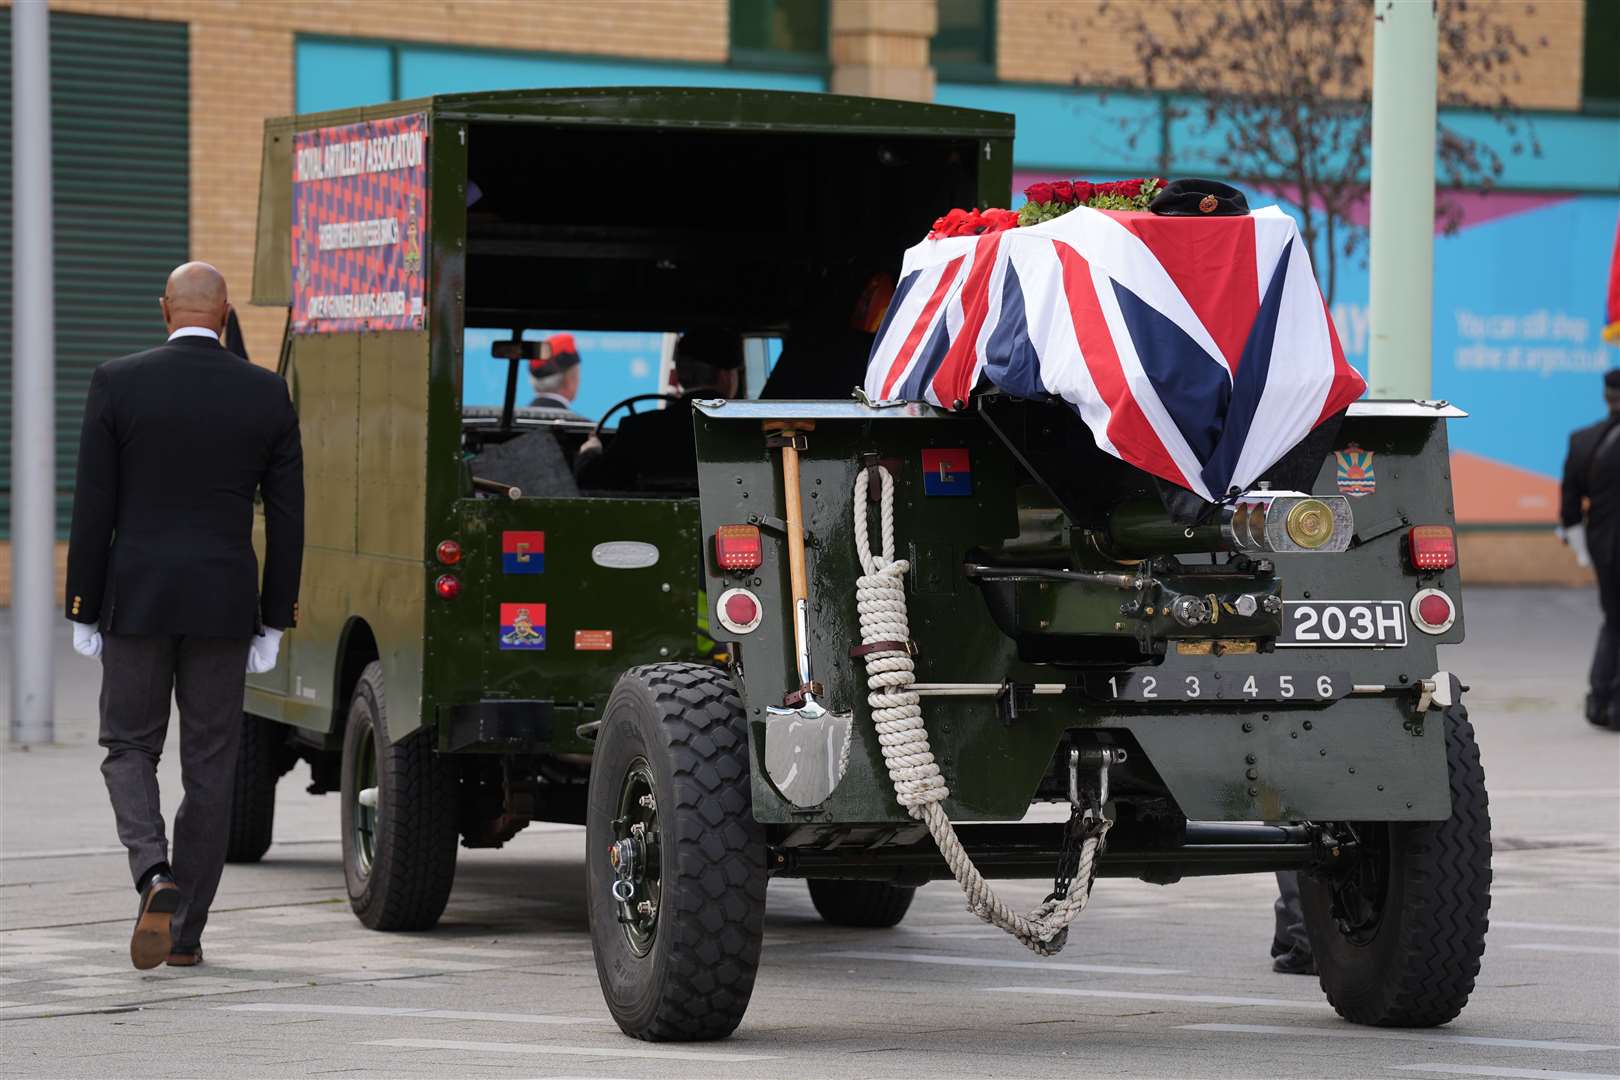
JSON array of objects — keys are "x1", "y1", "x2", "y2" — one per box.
[
  {"x1": 130, "y1": 876, "x2": 180, "y2": 970},
  {"x1": 166, "y1": 946, "x2": 202, "y2": 967}
]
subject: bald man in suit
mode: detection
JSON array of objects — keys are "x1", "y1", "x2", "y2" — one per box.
[{"x1": 66, "y1": 262, "x2": 304, "y2": 969}]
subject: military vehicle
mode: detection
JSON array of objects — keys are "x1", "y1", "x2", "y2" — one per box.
[{"x1": 241, "y1": 88, "x2": 1489, "y2": 1043}]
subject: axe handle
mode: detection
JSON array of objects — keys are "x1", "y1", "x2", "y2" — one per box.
[{"x1": 779, "y1": 439, "x2": 810, "y2": 661}]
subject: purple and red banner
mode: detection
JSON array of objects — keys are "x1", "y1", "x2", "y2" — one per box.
[{"x1": 292, "y1": 113, "x2": 428, "y2": 334}]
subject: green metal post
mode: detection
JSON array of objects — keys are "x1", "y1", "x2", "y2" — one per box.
[{"x1": 1367, "y1": 0, "x2": 1438, "y2": 400}]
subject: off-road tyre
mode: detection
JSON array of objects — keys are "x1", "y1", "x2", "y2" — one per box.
[
  {"x1": 225, "y1": 713, "x2": 280, "y2": 863},
  {"x1": 587, "y1": 664, "x2": 767, "y2": 1042},
  {"x1": 340, "y1": 662, "x2": 459, "y2": 931},
  {"x1": 1301, "y1": 697, "x2": 1491, "y2": 1027},
  {"x1": 806, "y1": 879, "x2": 917, "y2": 928}
]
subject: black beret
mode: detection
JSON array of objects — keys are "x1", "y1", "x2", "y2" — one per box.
[
  {"x1": 1604, "y1": 369, "x2": 1620, "y2": 390},
  {"x1": 1149, "y1": 178, "x2": 1250, "y2": 217}
]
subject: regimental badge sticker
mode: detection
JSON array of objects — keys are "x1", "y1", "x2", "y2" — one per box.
[
  {"x1": 498, "y1": 603, "x2": 546, "y2": 650},
  {"x1": 502, "y1": 531, "x2": 544, "y2": 574},
  {"x1": 1335, "y1": 445, "x2": 1376, "y2": 497},
  {"x1": 921, "y1": 448, "x2": 973, "y2": 497}
]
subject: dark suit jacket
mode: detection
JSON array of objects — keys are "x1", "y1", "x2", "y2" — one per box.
[{"x1": 65, "y1": 334, "x2": 304, "y2": 637}]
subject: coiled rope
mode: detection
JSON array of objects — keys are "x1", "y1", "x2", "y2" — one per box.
[{"x1": 852, "y1": 465, "x2": 1108, "y2": 955}]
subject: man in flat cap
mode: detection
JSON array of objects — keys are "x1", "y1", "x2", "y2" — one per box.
[
  {"x1": 66, "y1": 261, "x2": 305, "y2": 969},
  {"x1": 1560, "y1": 369, "x2": 1620, "y2": 731},
  {"x1": 528, "y1": 332, "x2": 587, "y2": 420}
]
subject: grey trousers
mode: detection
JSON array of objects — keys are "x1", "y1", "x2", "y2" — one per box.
[
  {"x1": 1273, "y1": 870, "x2": 1311, "y2": 955},
  {"x1": 99, "y1": 634, "x2": 251, "y2": 949}
]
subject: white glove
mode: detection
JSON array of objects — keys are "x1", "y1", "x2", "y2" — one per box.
[
  {"x1": 247, "y1": 627, "x2": 284, "y2": 674},
  {"x1": 72, "y1": 621, "x2": 103, "y2": 659},
  {"x1": 1557, "y1": 523, "x2": 1593, "y2": 569}
]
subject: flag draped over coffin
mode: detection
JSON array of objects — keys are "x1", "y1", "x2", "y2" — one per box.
[{"x1": 863, "y1": 206, "x2": 1366, "y2": 502}]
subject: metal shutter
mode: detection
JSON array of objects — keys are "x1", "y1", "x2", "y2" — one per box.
[{"x1": 0, "y1": 10, "x2": 189, "y2": 538}]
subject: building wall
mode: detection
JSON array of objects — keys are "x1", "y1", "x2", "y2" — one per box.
[
  {"x1": 42, "y1": 0, "x2": 728, "y2": 365},
  {"x1": 996, "y1": 0, "x2": 1587, "y2": 111}
]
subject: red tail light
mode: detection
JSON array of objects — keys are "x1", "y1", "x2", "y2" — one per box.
[
  {"x1": 434, "y1": 574, "x2": 461, "y2": 600},
  {"x1": 714, "y1": 524, "x2": 763, "y2": 571},
  {"x1": 1407, "y1": 525, "x2": 1457, "y2": 571},
  {"x1": 436, "y1": 539, "x2": 462, "y2": 565}
]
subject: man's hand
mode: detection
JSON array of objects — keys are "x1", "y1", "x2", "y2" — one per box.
[
  {"x1": 71, "y1": 622, "x2": 103, "y2": 659},
  {"x1": 579, "y1": 434, "x2": 603, "y2": 457},
  {"x1": 247, "y1": 627, "x2": 284, "y2": 674}
]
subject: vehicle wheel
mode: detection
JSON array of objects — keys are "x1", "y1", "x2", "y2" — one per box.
[
  {"x1": 587, "y1": 663, "x2": 766, "y2": 1042},
  {"x1": 1301, "y1": 696, "x2": 1491, "y2": 1027},
  {"x1": 806, "y1": 879, "x2": 917, "y2": 928},
  {"x1": 225, "y1": 713, "x2": 280, "y2": 863},
  {"x1": 340, "y1": 661, "x2": 459, "y2": 930}
]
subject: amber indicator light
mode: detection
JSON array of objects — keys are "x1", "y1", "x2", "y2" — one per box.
[{"x1": 714, "y1": 524, "x2": 764, "y2": 571}]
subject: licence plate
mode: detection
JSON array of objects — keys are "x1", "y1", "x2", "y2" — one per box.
[
  {"x1": 1278, "y1": 600, "x2": 1407, "y2": 648},
  {"x1": 1089, "y1": 671, "x2": 1351, "y2": 702}
]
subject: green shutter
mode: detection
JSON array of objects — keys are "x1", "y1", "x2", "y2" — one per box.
[{"x1": 0, "y1": 10, "x2": 189, "y2": 539}]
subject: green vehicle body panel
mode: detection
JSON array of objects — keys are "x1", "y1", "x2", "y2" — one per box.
[
  {"x1": 247, "y1": 87, "x2": 1014, "y2": 749},
  {"x1": 692, "y1": 401, "x2": 1462, "y2": 826}
]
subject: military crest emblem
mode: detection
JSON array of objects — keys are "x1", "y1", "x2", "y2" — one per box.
[{"x1": 1335, "y1": 444, "x2": 1376, "y2": 497}]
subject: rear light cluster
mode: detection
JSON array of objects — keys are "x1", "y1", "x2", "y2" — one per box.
[
  {"x1": 714, "y1": 524, "x2": 763, "y2": 571},
  {"x1": 1410, "y1": 588, "x2": 1457, "y2": 634},
  {"x1": 1407, "y1": 525, "x2": 1457, "y2": 571}
]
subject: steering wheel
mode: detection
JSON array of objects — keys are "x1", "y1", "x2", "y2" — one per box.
[{"x1": 595, "y1": 393, "x2": 681, "y2": 438}]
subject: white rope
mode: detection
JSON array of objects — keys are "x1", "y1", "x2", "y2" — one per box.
[{"x1": 852, "y1": 465, "x2": 1109, "y2": 956}]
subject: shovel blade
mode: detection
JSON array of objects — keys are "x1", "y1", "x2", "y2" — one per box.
[{"x1": 764, "y1": 710, "x2": 853, "y2": 808}]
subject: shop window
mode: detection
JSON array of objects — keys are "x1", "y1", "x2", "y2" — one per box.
[
  {"x1": 933, "y1": 0, "x2": 996, "y2": 83},
  {"x1": 731, "y1": 0, "x2": 828, "y2": 71}
]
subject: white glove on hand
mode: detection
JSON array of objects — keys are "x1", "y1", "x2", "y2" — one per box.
[
  {"x1": 72, "y1": 621, "x2": 103, "y2": 659},
  {"x1": 1557, "y1": 523, "x2": 1593, "y2": 569},
  {"x1": 247, "y1": 627, "x2": 284, "y2": 674}
]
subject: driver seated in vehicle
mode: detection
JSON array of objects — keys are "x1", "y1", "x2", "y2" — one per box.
[{"x1": 575, "y1": 329, "x2": 742, "y2": 492}]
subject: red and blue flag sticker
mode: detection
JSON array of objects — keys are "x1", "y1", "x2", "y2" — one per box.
[
  {"x1": 921, "y1": 448, "x2": 972, "y2": 496},
  {"x1": 502, "y1": 531, "x2": 544, "y2": 574},
  {"x1": 498, "y1": 603, "x2": 546, "y2": 651}
]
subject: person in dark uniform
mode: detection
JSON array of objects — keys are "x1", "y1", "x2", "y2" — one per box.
[
  {"x1": 65, "y1": 262, "x2": 304, "y2": 970},
  {"x1": 1560, "y1": 369, "x2": 1620, "y2": 730},
  {"x1": 528, "y1": 332, "x2": 588, "y2": 420},
  {"x1": 574, "y1": 329, "x2": 743, "y2": 491}
]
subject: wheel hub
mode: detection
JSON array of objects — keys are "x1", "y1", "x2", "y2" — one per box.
[
  {"x1": 1327, "y1": 823, "x2": 1389, "y2": 944},
  {"x1": 610, "y1": 761, "x2": 661, "y2": 956}
]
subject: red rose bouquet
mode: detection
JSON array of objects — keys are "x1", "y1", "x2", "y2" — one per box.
[{"x1": 1017, "y1": 176, "x2": 1164, "y2": 225}]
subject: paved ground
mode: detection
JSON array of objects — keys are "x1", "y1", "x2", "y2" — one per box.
[{"x1": 2, "y1": 587, "x2": 1617, "y2": 1079}]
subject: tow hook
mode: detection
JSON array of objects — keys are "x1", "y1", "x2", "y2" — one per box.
[{"x1": 1069, "y1": 746, "x2": 1127, "y2": 825}]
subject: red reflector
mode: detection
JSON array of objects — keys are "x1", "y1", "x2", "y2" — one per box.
[
  {"x1": 724, "y1": 591, "x2": 760, "y2": 626},
  {"x1": 1418, "y1": 593, "x2": 1451, "y2": 627},
  {"x1": 436, "y1": 539, "x2": 462, "y2": 565},
  {"x1": 433, "y1": 574, "x2": 461, "y2": 600},
  {"x1": 1408, "y1": 525, "x2": 1457, "y2": 571},
  {"x1": 714, "y1": 524, "x2": 763, "y2": 571}
]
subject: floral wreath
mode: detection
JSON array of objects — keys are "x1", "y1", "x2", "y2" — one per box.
[{"x1": 929, "y1": 177, "x2": 1165, "y2": 239}]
